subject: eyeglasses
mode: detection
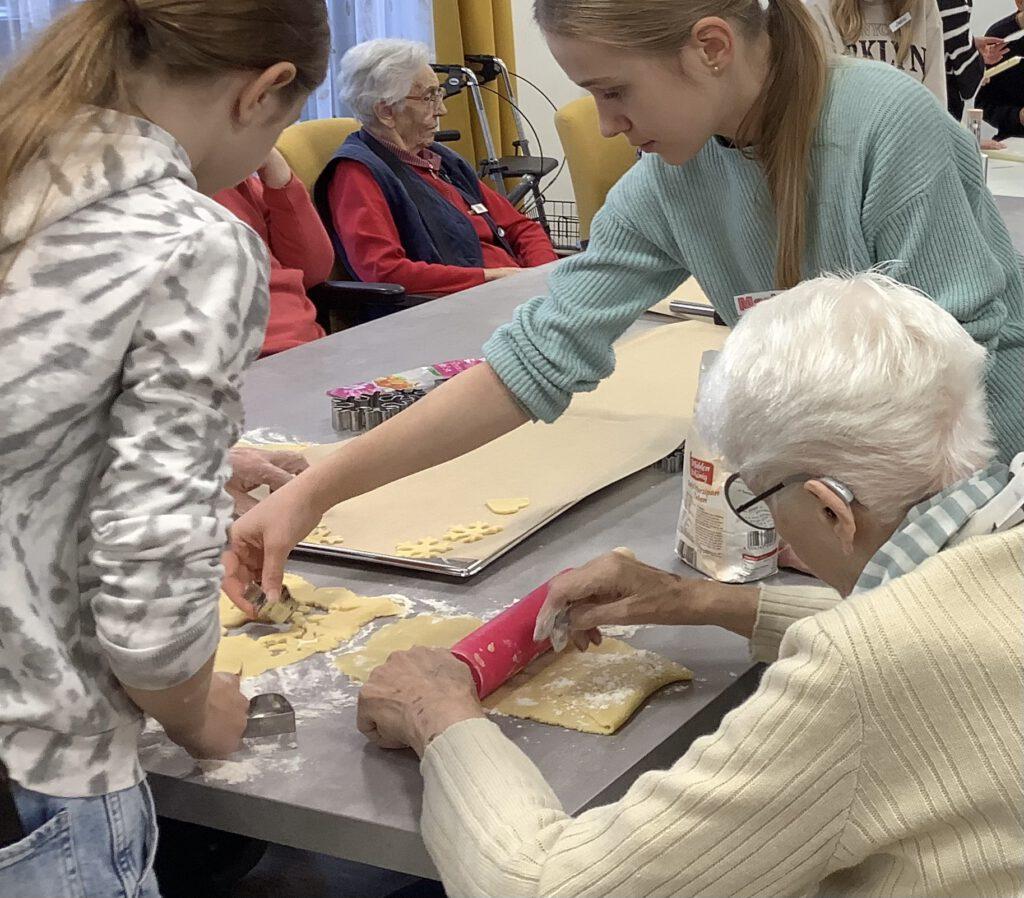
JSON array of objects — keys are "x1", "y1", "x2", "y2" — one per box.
[
  {"x1": 724, "y1": 472, "x2": 856, "y2": 530},
  {"x1": 405, "y1": 87, "x2": 446, "y2": 106}
]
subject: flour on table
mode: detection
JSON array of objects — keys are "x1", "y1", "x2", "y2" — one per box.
[{"x1": 333, "y1": 613, "x2": 693, "y2": 735}]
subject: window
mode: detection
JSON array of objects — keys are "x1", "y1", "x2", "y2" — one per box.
[{"x1": 0, "y1": 0, "x2": 434, "y2": 122}]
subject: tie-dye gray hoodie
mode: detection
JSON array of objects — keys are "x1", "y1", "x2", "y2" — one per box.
[{"x1": 0, "y1": 109, "x2": 268, "y2": 797}]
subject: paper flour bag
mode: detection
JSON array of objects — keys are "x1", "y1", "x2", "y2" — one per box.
[{"x1": 675, "y1": 351, "x2": 778, "y2": 583}]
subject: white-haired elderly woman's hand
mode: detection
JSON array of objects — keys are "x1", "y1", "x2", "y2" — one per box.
[
  {"x1": 538, "y1": 550, "x2": 761, "y2": 651},
  {"x1": 357, "y1": 647, "x2": 485, "y2": 757}
]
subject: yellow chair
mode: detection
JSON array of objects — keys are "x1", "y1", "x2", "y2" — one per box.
[
  {"x1": 554, "y1": 96, "x2": 637, "y2": 242},
  {"x1": 274, "y1": 116, "x2": 437, "y2": 333},
  {"x1": 276, "y1": 117, "x2": 362, "y2": 191}
]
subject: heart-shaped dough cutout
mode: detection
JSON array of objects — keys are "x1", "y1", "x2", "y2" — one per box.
[{"x1": 485, "y1": 498, "x2": 531, "y2": 515}]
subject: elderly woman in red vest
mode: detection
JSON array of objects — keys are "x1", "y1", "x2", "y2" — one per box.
[{"x1": 316, "y1": 38, "x2": 557, "y2": 296}]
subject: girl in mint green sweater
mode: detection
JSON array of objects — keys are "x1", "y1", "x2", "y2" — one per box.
[{"x1": 230, "y1": 0, "x2": 1024, "y2": 603}]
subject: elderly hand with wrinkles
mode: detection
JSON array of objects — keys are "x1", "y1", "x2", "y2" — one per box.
[{"x1": 536, "y1": 549, "x2": 761, "y2": 650}]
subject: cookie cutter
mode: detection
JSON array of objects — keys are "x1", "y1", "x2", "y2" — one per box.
[
  {"x1": 243, "y1": 693, "x2": 297, "y2": 751},
  {"x1": 241, "y1": 582, "x2": 294, "y2": 623},
  {"x1": 654, "y1": 442, "x2": 686, "y2": 475}
]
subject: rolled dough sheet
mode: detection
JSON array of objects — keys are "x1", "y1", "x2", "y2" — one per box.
[
  {"x1": 303, "y1": 319, "x2": 728, "y2": 562},
  {"x1": 334, "y1": 614, "x2": 692, "y2": 735},
  {"x1": 334, "y1": 615, "x2": 481, "y2": 682},
  {"x1": 215, "y1": 573, "x2": 405, "y2": 678},
  {"x1": 647, "y1": 277, "x2": 712, "y2": 318}
]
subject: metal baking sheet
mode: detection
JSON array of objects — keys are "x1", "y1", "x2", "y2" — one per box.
[{"x1": 291, "y1": 499, "x2": 580, "y2": 578}]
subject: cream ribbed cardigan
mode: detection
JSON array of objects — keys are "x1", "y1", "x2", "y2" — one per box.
[{"x1": 421, "y1": 529, "x2": 1024, "y2": 897}]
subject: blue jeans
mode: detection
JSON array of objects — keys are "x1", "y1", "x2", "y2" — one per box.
[{"x1": 0, "y1": 779, "x2": 160, "y2": 898}]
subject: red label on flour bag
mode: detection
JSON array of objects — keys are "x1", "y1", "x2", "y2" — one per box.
[
  {"x1": 689, "y1": 456, "x2": 714, "y2": 485},
  {"x1": 733, "y1": 290, "x2": 780, "y2": 316}
]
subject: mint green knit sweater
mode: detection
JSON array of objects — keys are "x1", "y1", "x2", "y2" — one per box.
[{"x1": 484, "y1": 58, "x2": 1024, "y2": 462}]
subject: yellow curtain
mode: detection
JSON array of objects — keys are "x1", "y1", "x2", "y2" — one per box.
[{"x1": 433, "y1": 0, "x2": 518, "y2": 168}]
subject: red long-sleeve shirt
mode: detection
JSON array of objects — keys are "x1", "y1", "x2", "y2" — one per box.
[
  {"x1": 215, "y1": 175, "x2": 330, "y2": 356},
  {"x1": 328, "y1": 160, "x2": 558, "y2": 296}
]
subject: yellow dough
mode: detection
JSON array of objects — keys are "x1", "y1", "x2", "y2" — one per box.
[
  {"x1": 304, "y1": 522, "x2": 345, "y2": 546},
  {"x1": 443, "y1": 522, "x2": 503, "y2": 544},
  {"x1": 487, "y1": 640, "x2": 692, "y2": 735},
  {"x1": 485, "y1": 498, "x2": 531, "y2": 515},
  {"x1": 395, "y1": 537, "x2": 453, "y2": 558},
  {"x1": 334, "y1": 614, "x2": 692, "y2": 735},
  {"x1": 215, "y1": 573, "x2": 405, "y2": 678},
  {"x1": 334, "y1": 615, "x2": 482, "y2": 682}
]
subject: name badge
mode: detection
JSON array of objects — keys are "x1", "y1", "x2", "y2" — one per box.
[
  {"x1": 889, "y1": 12, "x2": 911, "y2": 31},
  {"x1": 470, "y1": 203, "x2": 488, "y2": 215},
  {"x1": 733, "y1": 290, "x2": 780, "y2": 316}
]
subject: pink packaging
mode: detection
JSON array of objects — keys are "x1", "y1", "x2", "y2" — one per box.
[
  {"x1": 429, "y1": 358, "x2": 484, "y2": 380},
  {"x1": 326, "y1": 382, "x2": 380, "y2": 400}
]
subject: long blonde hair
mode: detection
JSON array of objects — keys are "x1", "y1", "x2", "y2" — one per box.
[
  {"x1": 832, "y1": 0, "x2": 918, "y2": 67},
  {"x1": 0, "y1": 0, "x2": 329, "y2": 244},
  {"x1": 534, "y1": 0, "x2": 826, "y2": 290}
]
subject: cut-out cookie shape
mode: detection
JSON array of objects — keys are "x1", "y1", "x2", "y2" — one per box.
[
  {"x1": 395, "y1": 537, "x2": 453, "y2": 558},
  {"x1": 304, "y1": 523, "x2": 345, "y2": 546},
  {"x1": 444, "y1": 521, "x2": 504, "y2": 544},
  {"x1": 485, "y1": 498, "x2": 530, "y2": 515}
]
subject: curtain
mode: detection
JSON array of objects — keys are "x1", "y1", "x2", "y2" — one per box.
[
  {"x1": 432, "y1": 0, "x2": 517, "y2": 168},
  {"x1": 306, "y1": 0, "x2": 435, "y2": 121},
  {"x1": 0, "y1": 0, "x2": 77, "y2": 63},
  {"x1": 0, "y1": 0, "x2": 435, "y2": 122}
]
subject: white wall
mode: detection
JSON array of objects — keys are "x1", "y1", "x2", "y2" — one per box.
[
  {"x1": 510, "y1": 3, "x2": 587, "y2": 204},
  {"x1": 973, "y1": 0, "x2": 1016, "y2": 35}
]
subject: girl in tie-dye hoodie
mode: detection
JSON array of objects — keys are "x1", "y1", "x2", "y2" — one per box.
[{"x1": 0, "y1": 1, "x2": 328, "y2": 894}]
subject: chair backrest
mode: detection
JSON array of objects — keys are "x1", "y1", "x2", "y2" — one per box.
[
  {"x1": 554, "y1": 96, "x2": 637, "y2": 241},
  {"x1": 276, "y1": 117, "x2": 362, "y2": 191}
]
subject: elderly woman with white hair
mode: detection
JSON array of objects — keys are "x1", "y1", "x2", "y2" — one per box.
[
  {"x1": 356, "y1": 272, "x2": 1024, "y2": 898},
  {"x1": 314, "y1": 38, "x2": 556, "y2": 296}
]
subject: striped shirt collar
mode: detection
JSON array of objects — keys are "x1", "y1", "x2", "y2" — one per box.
[
  {"x1": 369, "y1": 131, "x2": 442, "y2": 173},
  {"x1": 853, "y1": 461, "x2": 1013, "y2": 593}
]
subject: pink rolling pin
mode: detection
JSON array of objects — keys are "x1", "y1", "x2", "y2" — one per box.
[{"x1": 450, "y1": 571, "x2": 570, "y2": 699}]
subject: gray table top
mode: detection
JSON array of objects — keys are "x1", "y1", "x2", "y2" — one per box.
[{"x1": 141, "y1": 263, "x2": 788, "y2": 878}]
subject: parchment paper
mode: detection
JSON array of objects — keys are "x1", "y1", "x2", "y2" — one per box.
[{"x1": 305, "y1": 320, "x2": 728, "y2": 561}]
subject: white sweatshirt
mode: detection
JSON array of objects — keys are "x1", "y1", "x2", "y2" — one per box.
[
  {"x1": 0, "y1": 110, "x2": 268, "y2": 797},
  {"x1": 421, "y1": 526, "x2": 1024, "y2": 897},
  {"x1": 807, "y1": 0, "x2": 949, "y2": 105}
]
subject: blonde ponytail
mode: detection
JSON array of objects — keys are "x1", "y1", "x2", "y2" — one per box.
[
  {"x1": 0, "y1": 0, "x2": 329, "y2": 235},
  {"x1": 748, "y1": 0, "x2": 827, "y2": 288},
  {"x1": 534, "y1": 0, "x2": 827, "y2": 290}
]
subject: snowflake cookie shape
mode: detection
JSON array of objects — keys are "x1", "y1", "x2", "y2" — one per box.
[
  {"x1": 395, "y1": 537, "x2": 453, "y2": 558},
  {"x1": 443, "y1": 522, "x2": 504, "y2": 544},
  {"x1": 304, "y1": 523, "x2": 345, "y2": 546}
]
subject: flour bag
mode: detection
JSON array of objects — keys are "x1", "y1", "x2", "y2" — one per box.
[{"x1": 675, "y1": 351, "x2": 778, "y2": 583}]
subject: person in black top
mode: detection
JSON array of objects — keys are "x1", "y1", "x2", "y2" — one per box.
[
  {"x1": 978, "y1": 0, "x2": 1024, "y2": 138},
  {"x1": 941, "y1": 0, "x2": 1008, "y2": 120}
]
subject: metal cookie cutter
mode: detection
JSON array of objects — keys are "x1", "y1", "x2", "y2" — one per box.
[
  {"x1": 243, "y1": 693, "x2": 297, "y2": 751},
  {"x1": 654, "y1": 442, "x2": 686, "y2": 474},
  {"x1": 242, "y1": 582, "x2": 294, "y2": 623}
]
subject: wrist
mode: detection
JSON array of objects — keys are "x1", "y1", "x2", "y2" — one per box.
[
  {"x1": 693, "y1": 580, "x2": 759, "y2": 638},
  {"x1": 414, "y1": 700, "x2": 485, "y2": 757}
]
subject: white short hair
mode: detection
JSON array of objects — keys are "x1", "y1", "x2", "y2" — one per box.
[
  {"x1": 695, "y1": 272, "x2": 995, "y2": 522},
  {"x1": 338, "y1": 38, "x2": 432, "y2": 126}
]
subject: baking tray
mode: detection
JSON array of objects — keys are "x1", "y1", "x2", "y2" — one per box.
[
  {"x1": 291, "y1": 500, "x2": 580, "y2": 578},
  {"x1": 290, "y1": 446, "x2": 686, "y2": 578}
]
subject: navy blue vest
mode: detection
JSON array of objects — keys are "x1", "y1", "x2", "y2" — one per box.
[{"x1": 315, "y1": 130, "x2": 508, "y2": 280}]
